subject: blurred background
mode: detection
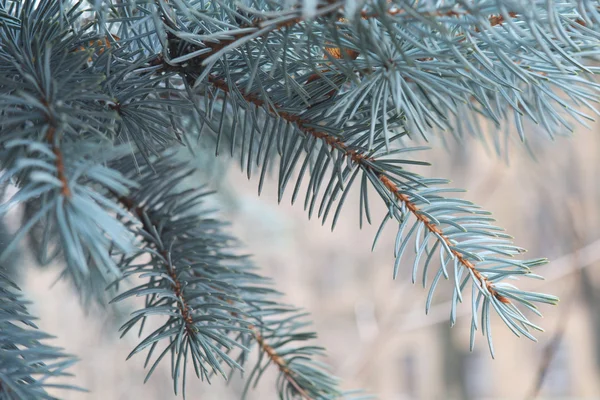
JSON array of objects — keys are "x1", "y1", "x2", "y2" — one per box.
[{"x1": 12, "y1": 118, "x2": 600, "y2": 399}]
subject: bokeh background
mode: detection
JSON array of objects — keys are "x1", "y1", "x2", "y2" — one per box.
[{"x1": 11, "y1": 118, "x2": 600, "y2": 399}]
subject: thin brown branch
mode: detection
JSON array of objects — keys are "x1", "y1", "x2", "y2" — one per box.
[
  {"x1": 159, "y1": 249, "x2": 195, "y2": 327},
  {"x1": 44, "y1": 123, "x2": 71, "y2": 198},
  {"x1": 40, "y1": 93, "x2": 71, "y2": 197},
  {"x1": 378, "y1": 175, "x2": 509, "y2": 303},
  {"x1": 207, "y1": 75, "x2": 509, "y2": 304},
  {"x1": 252, "y1": 326, "x2": 312, "y2": 399},
  {"x1": 225, "y1": 299, "x2": 313, "y2": 398},
  {"x1": 117, "y1": 195, "x2": 196, "y2": 332}
]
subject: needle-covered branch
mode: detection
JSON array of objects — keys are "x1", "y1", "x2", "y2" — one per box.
[
  {"x1": 178, "y1": 55, "x2": 558, "y2": 355},
  {"x1": 109, "y1": 154, "x2": 362, "y2": 399}
]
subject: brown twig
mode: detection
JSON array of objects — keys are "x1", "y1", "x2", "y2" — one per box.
[
  {"x1": 46, "y1": 127, "x2": 71, "y2": 198},
  {"x1": 117, "y1": 195, "x2": 196, "y2": 332},
  {"x1": 42, "y1": 103, "x2": 71, "y2": 197},
  {"x1": 252, "y1": 327, "x2": 312, "y2": 399}
]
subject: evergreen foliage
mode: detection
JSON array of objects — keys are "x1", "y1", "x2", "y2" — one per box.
[
  {"x1": 0, "y1": 270, "x2": 81, "y2": 399},
  {"x1": 2, "y1": 0, "x2": 598, "y2": 398}
]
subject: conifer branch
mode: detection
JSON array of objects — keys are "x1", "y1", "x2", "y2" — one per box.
[
  {"x1": 185, "y1": 66, "x2": 560, "y2": 356},
  {"x1": 116, "y1": 188, "x2": 311, "y2": 396},
  {"x1": 107, "y1": 155, "x2": 354, "y2": 398},
  {"x1": 377, "y1": 175, "x2": 509, "y2": 303},
  {"x1": 206, "y1": 74, "x2": 509, "y2": 303}
]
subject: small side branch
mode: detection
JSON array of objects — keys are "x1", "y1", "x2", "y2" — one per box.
[
  {"x1": 117, "y1": 195, "x2": 196, "y2": 332},
  {"x1": 45, "y1": 124, "x2": 71, "y2": 198},
  {"x1": 252, "y1": 327, "x2": 312, "y2": 400},
  {"x1": 378, "y1": 175, "x2": 509, "y2": 303}
]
